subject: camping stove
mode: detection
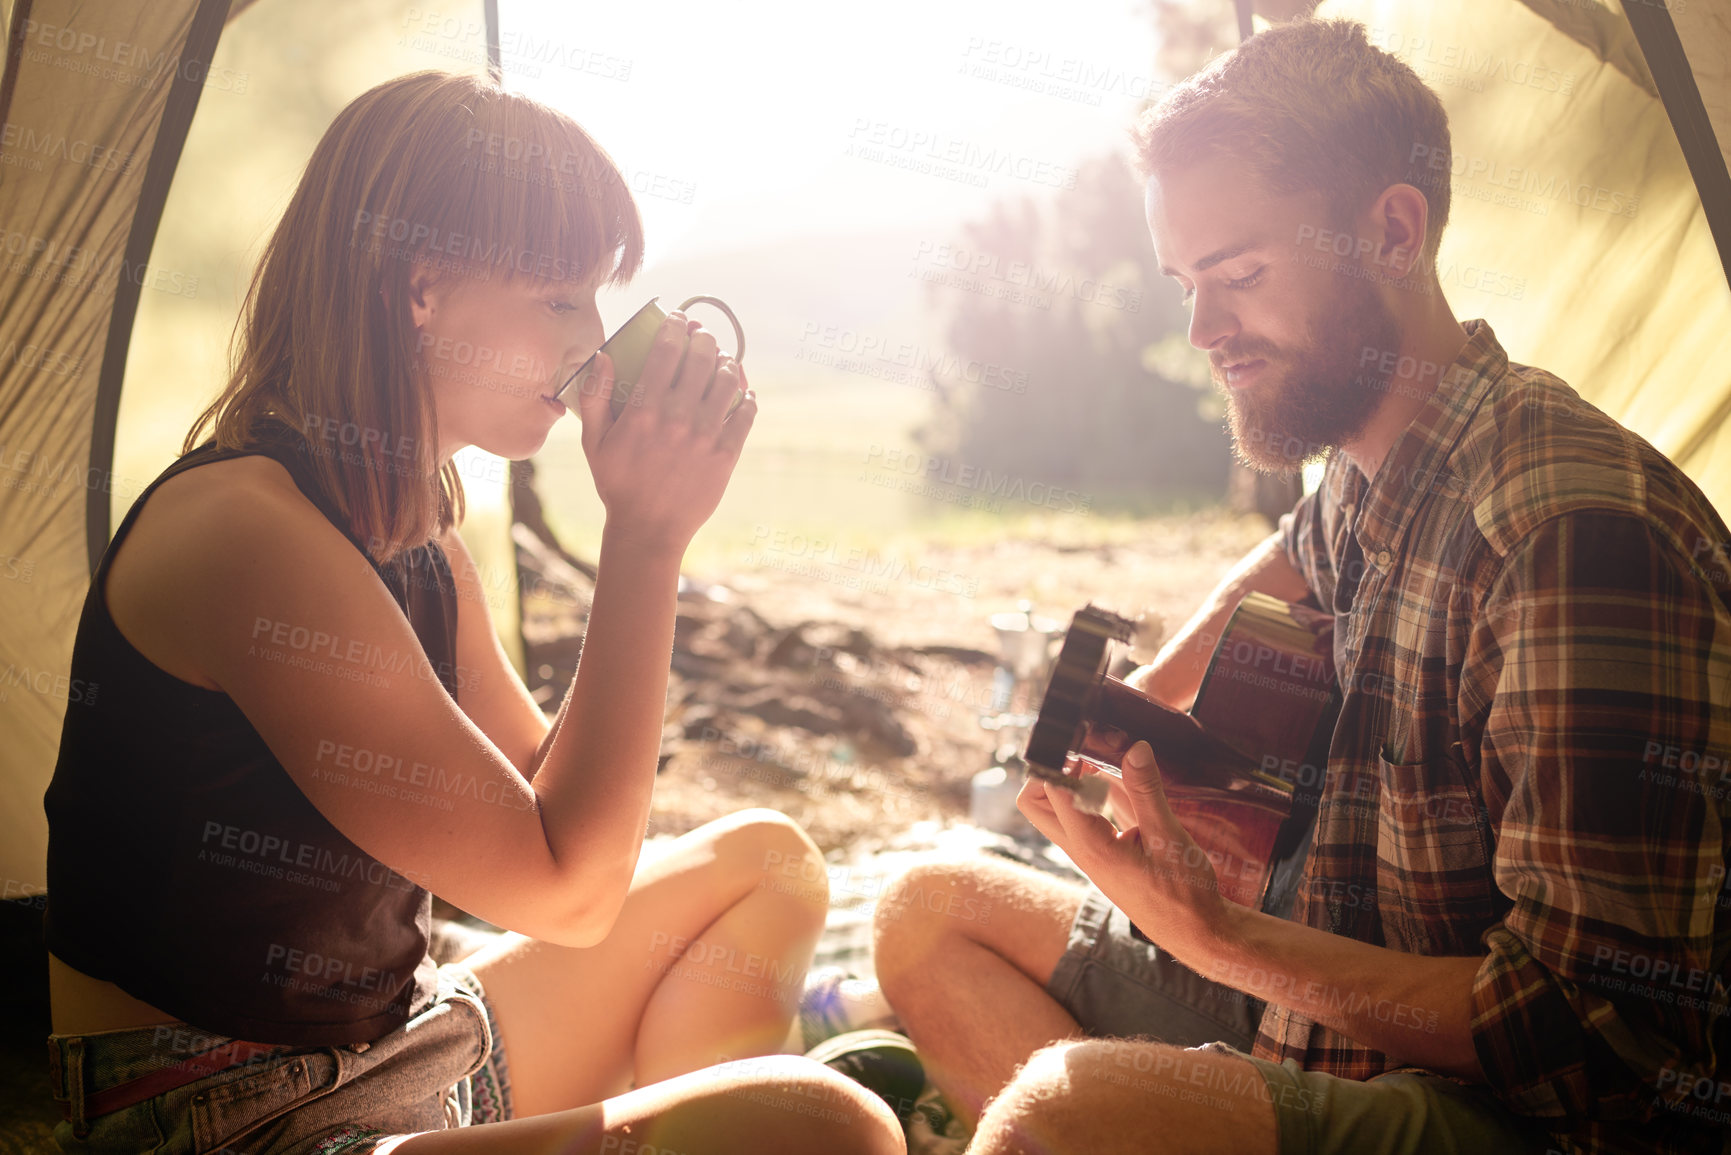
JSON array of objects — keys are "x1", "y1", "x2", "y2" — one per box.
[{"x1": 970, "y1": 601, "x2": 1060, "y2": 835}]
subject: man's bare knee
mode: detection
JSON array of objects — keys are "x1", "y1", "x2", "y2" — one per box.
[
  {"x1": 971, "y1": 1040, "x2": 1081, "y2": 1154},
  {"x1": 871, "y1": 859, "x2": 995, "y2": 962},
  {"x1": 975, "y1": 1039, "x2": 1164, "y2": 1153},
  {"x1": 873, "y1": 857, "x2": 1081, "y2": 992},
  {"x1": 976, "y1": 1039, "x2": 1279, "y2": 1155}
]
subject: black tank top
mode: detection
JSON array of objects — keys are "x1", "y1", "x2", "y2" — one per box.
[{"x1": 42, "y1": 422, "x2": 458, "y2": 1045}]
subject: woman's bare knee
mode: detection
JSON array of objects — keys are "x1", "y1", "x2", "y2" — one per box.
[
  {"x1": 697, "y1": 1055, "x2": 905, "y2": 1155},
  {"x1": 609, "y1": 1057, "x2": 903, "y2": 1155},
  {"x1": 390, "y1": 1056, "x2": 903, "y2": 1155},
  {"x1": 711, "y1": 810, "x2": 828, "y2": 898}
]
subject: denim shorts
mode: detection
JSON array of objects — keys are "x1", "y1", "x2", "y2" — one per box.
[
  {"x1": 1046, "y1": 887, "x2": 1555, "y2": 1154},
  {"x1": 48, "y1": 963, "x2": 512, "y2": 1154}
]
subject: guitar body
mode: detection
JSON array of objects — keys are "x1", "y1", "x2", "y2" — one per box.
[{"x1": 1024, "y1": 593, "x2": 1339, "y2": 914}]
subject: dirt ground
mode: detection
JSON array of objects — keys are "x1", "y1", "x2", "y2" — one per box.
[{"x1": 518, "y1": 510, "x2": 1276, "y2": 857}]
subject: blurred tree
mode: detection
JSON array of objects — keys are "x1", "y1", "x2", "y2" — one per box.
[
  {"x1": 1148, "y1": 0, "x2": 1305, "y2": 520},
  {"x1": 917, "y1": 155, "x2": 1230, "y2": 507},
  {"x1": 1146, "y1": 0, "x2": 1239, "y2": 77},
  {"x1": 921, "y1": 0, "x2": 1307, "y2": 520}
]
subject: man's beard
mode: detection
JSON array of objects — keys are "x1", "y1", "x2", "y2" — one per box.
[{"x1": 1218, "y1": 279, "x2": 1401, "y2": 475}]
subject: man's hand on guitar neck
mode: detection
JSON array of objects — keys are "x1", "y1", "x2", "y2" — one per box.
[
  {"x1": 1130, "y1": 529, "x2": 1312, "y2": 711},
  {"x1": 1019, "y1": 740, "x2": 1487, "y2": 1084},
  {"x1": 1020, "y1": 741, "x2": 1231, "y2": 944},
  {"x1": 1071, "y1": 723, "x2": 1139, "y2": 827}
]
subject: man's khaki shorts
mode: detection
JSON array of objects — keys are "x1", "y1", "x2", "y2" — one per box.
[{"x1": 1047, "y1": 885, "x2": 1556, "y2": 1154}]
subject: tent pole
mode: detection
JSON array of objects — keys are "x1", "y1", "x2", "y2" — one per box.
[
  {"x1": 84, "y1": 0, "x2": 232, "y2": 574},
  {"x1": 1621, "y1": 0, "x2": 1731, "y2": 282},
  {"x1": 1234, "y1": 0, "x2": 1254, "y2": 42},
  {"x1": 0, "y1": 0, "x2": 38, "y2": 129},
  {"x1": 484, "y1": 0, "x2": 501, "y2": 83}
]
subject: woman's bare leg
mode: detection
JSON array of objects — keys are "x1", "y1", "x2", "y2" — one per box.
[
  {"x1": 385, "y1": 1055, "x2": 905, "y2": 1155},
  {"x1": 463, "y1": 809, "x2": 831, "y2": 1117}
]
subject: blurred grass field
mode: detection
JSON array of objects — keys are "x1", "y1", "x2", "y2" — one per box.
[{"x1": 529, "y1": 370, "x2": 1228, "y2": 583}]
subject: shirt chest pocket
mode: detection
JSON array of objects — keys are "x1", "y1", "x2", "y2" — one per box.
[{"x1": 1375, "y1": 743, "x2": 1505, "y2": 954}]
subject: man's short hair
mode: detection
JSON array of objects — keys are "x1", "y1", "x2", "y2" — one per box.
[{"x1": 1132, "y1": 19, "x2": 1452, "y2": 266}]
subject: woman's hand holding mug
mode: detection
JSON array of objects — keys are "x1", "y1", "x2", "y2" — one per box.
[{"x1": 569, "y1": 309, "x2": 755, "y2": 555}]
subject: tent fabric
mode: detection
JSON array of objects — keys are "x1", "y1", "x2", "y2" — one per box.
[
  {"x1": 1313, "y1": 0, "x2": 1731, "y2": 518},
  {"x1": 84, "y1": 0, "x2": 229, "y2": 574},
  {"x1": 2, "y1": 0, "x2": 1729, "y2": 901},
  {"x1": 1512, "y1": 0, "x2": 1657, "y2": 99},
  {"x1": 0, "y1": 0, "x2": 225, "y2": 898},
  {"x1": 0, "y1": 0, "x2": 500, "y2": 897}
]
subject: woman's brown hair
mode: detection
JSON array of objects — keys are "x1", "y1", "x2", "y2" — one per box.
[{"x1": 185, "y1": 70, "x2": 645, "y2": 565}]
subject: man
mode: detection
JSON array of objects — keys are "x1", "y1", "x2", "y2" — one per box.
[{"x1": 868, "y1": 17, "x2": 1731, "y2": 1155}]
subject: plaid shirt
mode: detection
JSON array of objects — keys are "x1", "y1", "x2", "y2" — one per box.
[{"x1": 1267, "y1": 319, "x2": 1731, "y2": 1154}]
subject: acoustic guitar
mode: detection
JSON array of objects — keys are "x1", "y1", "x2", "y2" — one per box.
[{"x1": 1023, "y1": 593, "x2": 1339, "y2": 916}]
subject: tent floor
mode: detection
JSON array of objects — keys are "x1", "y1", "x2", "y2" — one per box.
[
  {"x1": 0, "y1": 1026, "x2": 56, "y2": 1154},
  {"x1": 1, "y1": 898, "x2": 54, "y2": 1152}
]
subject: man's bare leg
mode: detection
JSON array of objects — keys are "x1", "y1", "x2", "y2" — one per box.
[
  {"x1": 969, "y1": 1039, "x2": 1278, "y2": 1155},
  {"x1": 871, "y1": 858, "x2": 1086, "y2": 1124}
]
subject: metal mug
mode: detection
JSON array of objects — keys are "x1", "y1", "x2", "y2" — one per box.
[{"x1": 553, "y1": 294, "x2": 745, "y2": 418}]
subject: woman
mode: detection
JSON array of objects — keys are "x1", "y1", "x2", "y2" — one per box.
[{"x1": 40, "y1": 71, "x2": 902, "y2": 1155}]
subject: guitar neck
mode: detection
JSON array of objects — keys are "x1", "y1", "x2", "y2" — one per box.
[
  {"x1": 1094, "y1": 677, "x2": 1260, "y2": 782},
  {"x1": 1026, "y1": 594, "x2": 1333, "y2": 802}
]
